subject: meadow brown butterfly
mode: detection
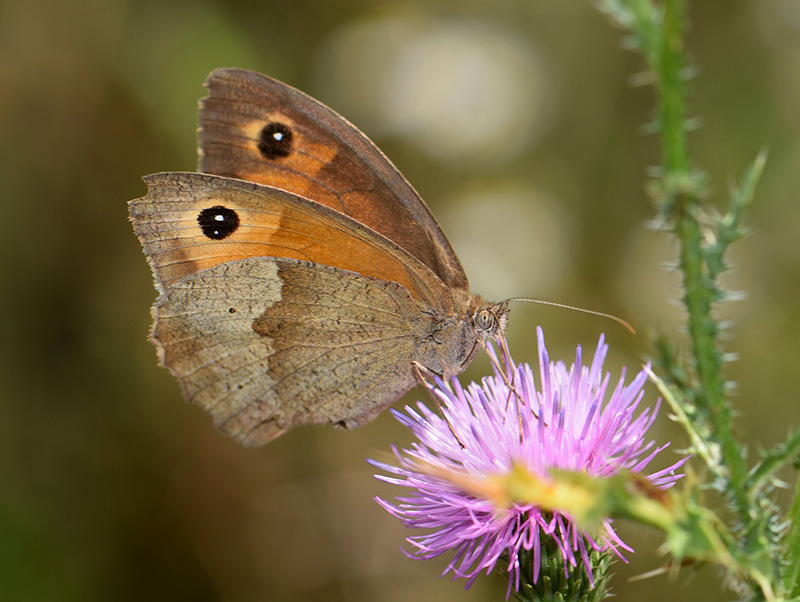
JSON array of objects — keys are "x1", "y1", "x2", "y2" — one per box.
[{"x1": 129, "y1": 68, "x2": 508, "y2": 446}]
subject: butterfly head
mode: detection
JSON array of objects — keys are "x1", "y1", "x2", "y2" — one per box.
[{"x1": 473, "y1": 300, "x2": 509, "y2": 341}]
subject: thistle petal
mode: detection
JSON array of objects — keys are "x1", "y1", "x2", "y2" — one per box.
[{"x1": 372, "y1": 328, "x2": 686, "y2": 595}]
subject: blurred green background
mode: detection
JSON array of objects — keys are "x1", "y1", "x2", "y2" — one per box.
[{"x1": 3, "y1": 0, "x2": 799, "y2": 600}]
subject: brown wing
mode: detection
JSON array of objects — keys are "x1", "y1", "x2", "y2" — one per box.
[
  {"x1": 198, "y1": 68, "x2": 468, "y2": 290},
  {"x1": 151, "y1": 257, "x2": 429, "y2": 446},
  {"x1": 128, "y1": 172, "x2": 450, "y2": 312}
]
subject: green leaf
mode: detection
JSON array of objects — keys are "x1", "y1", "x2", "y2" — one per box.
[{"x1": 748, "y1": 428, "x2": 800, "y2": 503}]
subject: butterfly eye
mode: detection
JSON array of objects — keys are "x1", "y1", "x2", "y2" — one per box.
[
  {"x1": 197, "y1": 205, "x2": 240, "y2": 240},
  {"x1": 258, "y1": 122, "x2": 293, "y2": 159},
  {"x1": 474, "y1": 309, "x2": 496, "y2": 332}
]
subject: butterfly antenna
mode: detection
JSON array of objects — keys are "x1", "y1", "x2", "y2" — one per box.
[{"x1": 506, "y1": 297, "x2": 636, "y2": 335}]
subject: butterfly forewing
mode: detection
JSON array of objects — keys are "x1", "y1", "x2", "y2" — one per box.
[
  {"x1": 129, "y1": 172, "x2": 449, "y2": 311},
  {"x1": 198, "y1": 68, "x2": 468, "y2": 290}
]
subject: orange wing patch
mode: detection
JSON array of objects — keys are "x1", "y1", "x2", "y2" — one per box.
[
  {"x1": 129, "y1": 173, "x2": 440, "y2": 305},
  {"x1": 198, "y1": 68, "x2": 470, "y2": 290},
  {"x1": 236, "y1": 113, "x2": 348, "y2": 212}
]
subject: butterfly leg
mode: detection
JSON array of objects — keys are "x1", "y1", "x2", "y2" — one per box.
[
  {"x1": 480, "y1": 338, "x2": 542, "y2": 445},
  {"x1": 412, "y1": 362, "x2": 465, "y2": 449}
]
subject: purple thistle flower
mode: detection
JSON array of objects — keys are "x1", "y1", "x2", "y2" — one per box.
[{"x1": 371, "y1": 327, "x2": 687, "y2": 596}]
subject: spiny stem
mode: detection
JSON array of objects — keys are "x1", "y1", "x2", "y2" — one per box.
[
  {"x1": 783, "y1": 473, "x2": 800, "y2": 596},
  {"x1": 659, "y1": 0, "x2": 689, "y2": 175},
  {"x1": 658, "y1": 0, "x2": 750, "y2": 514}
]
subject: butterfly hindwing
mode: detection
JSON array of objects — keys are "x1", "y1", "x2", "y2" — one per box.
[{"x1": 152, "y1": 256, "x2": 427, "y2": 446}]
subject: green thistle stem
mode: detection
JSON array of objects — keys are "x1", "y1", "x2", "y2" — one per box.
[
  {"x1": 659, "y1": 0, "x2": 689, "y2": 175},
  {"x1": 783, "y1": 473, "x2": 800, "y2": 596},
  {"x1": 608, "y1": 0, "x2": 752, "y2": 519},
  {"x1": 657, "y1": 0, "x2": 751, "y2": 519},
  {"x1": 597, "y1": 1, "x2": 786, "y2": 600}
]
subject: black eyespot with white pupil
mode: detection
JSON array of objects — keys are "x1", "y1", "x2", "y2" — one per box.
[
  {"x1": 475, "y1": 309, "x2": 495, "y2": 332},
  {"x1": 197, "y1": 205, "x2": 240, "y2": 240},
  {"x1": 258, "y1": 122, "x2": 293, "y2": 159}
]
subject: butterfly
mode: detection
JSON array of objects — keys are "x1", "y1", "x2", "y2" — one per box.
[{"x1": 129, "y1": 68, "x2": 508, "y2": 446}]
